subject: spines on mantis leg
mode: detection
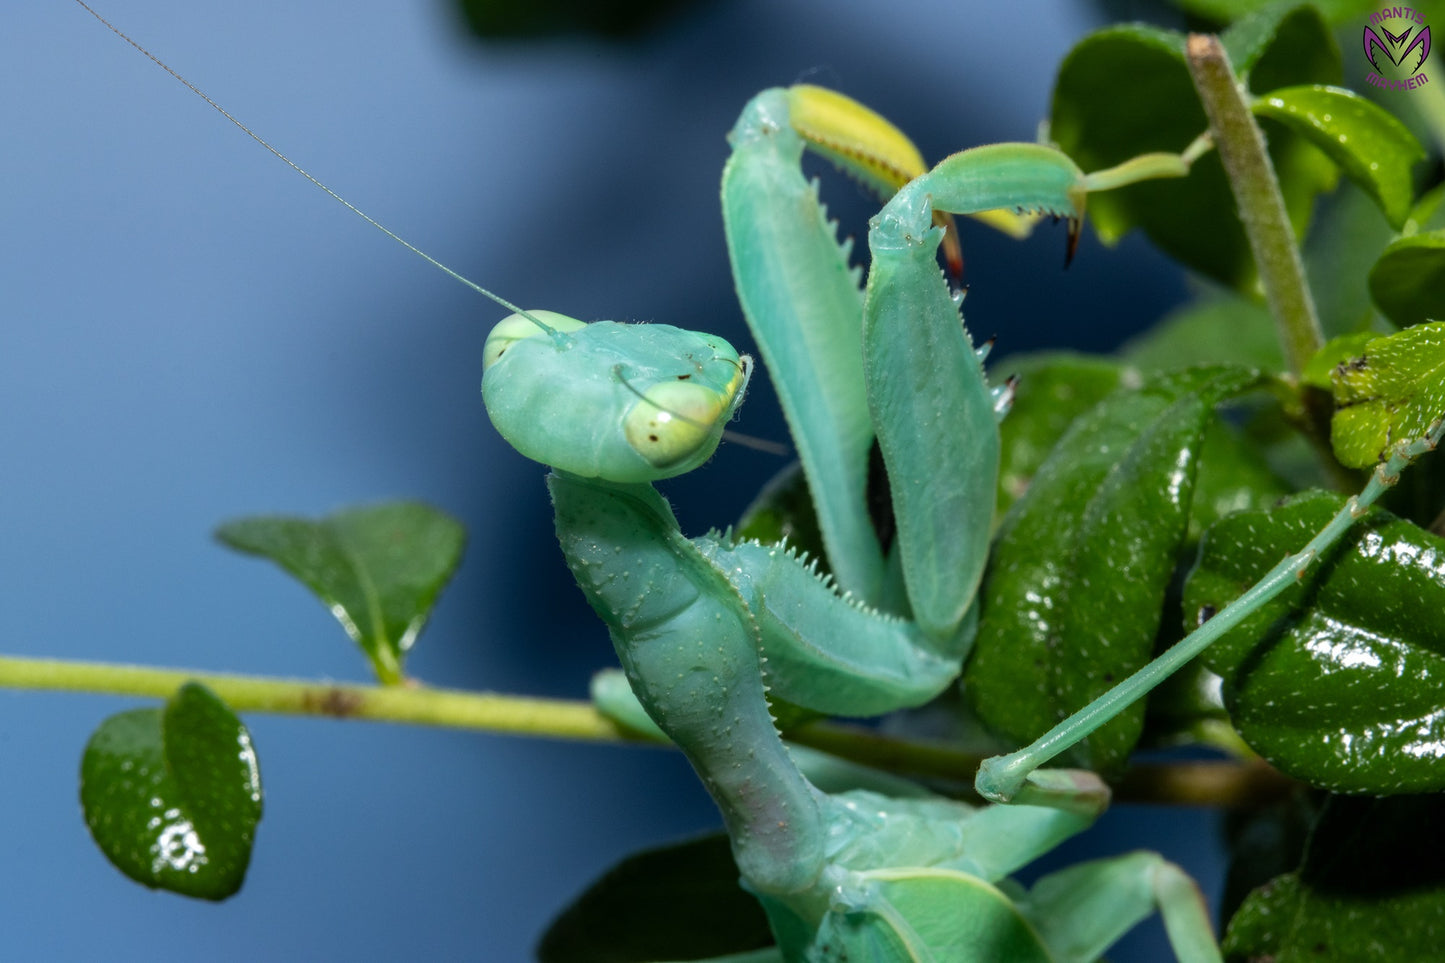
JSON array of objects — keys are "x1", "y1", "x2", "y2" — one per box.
[
  {"x1": 546, "y1": 471, "x2": 824, "y2": 896},
  {"x1": 862, "y1": 183, "x2": 1000, "y2": 643},
  {"x1": 723, "y1": 88, "x2": 884, "y2": 604},
  {"x1": 692, "y1": 534, "x2": 974, "y2": 716}
]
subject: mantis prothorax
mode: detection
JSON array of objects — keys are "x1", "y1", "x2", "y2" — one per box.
[{"x1": 79, "y1": 1, "x2": 1441, "y2": 955}]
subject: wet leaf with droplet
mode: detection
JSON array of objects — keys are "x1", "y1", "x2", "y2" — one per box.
[
  {"x1": 1186, "y1": 492, "x2": 1445, "y2": 793},
  {"x1": 80, "y1": 683, "x2": 262, "y2": 900},
  {"x1": 966, "y1": 365, "x2": 1260, "y2": 773},
  {"x1": 1252, "y1": 85, "x2": 1424, "y2": 229}
]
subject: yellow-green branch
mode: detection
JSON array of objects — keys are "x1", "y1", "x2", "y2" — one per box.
[{"x1": 0, "y1": 653, "x2": 1292, "y2": 808}]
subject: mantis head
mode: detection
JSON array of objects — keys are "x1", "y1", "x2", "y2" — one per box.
[{"x1": 481, "y1": 311, "x2": 752, "y2": 483}]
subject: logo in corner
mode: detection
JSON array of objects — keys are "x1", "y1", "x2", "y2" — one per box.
[{"x1": 1363, "y1": 7, "x2": 1432, "y2": 91}]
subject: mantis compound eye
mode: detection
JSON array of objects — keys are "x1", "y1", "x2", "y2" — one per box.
[
  {"x1": 623, "y1": 371, "x2": 743, "y2": 472},
  {"x1": 482, "y1": 310, "x2": 586, "y2": 370}
]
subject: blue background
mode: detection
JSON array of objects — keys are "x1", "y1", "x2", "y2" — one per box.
[{"x1": 3, "y1": 1, "x2": 1218, "y2": 959}]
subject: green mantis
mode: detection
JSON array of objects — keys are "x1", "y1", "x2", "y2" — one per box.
[
  {"x1": 478, "y1": 80, "x2": 1443, "y2": 960},
  {"x1": 480, "y1": 85, "x2": 1225, "y2": 961}
]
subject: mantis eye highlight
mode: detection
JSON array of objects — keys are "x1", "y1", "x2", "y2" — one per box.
[{"x1": 623, "y1": 378, "x2": 736, "y2": 471}]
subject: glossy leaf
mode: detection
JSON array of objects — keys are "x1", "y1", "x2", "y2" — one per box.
[
  {"x1": 993, "y1": 353, "x2": 1124, "y2": 513},
  {"x1": 966, "y1": 366, "x2": 1260, "y2": 772},
  {"x1": 537, "y1": 834, "x2": 773, "y2": 963},
  {"x1": 1186, "y1": 492, "x2": 1445, "y2": 793},
  {"x1": 1223, "y1": 795, "x2": 1445, "y2": 961},
  {"x1": 1253, "y1": 85, "x2": 1425, "y2": 228},
  {"x1": 216, "y1": 502, "x2": 465, "y2": 684},
  {"x1": 80, "y1": 683, "x2": 262, "y2": 901},
  {"x1": 1050, "y1": 8, "x2": 1340, "y2": 288},
  {"x1": 1368, "y1": 230, "x2": 1445, "y2": 328},
  {"x1": 1331, "y1": 321, "x2": 1445, "y2": 469}
]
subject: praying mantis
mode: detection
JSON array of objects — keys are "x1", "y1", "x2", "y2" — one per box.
[
  {"x1": 480, "y1": 83, "x2": 1442, "y2": 960},
  {"x1": 29, "y1": 3, "x2": 1445, "y2": 960}
]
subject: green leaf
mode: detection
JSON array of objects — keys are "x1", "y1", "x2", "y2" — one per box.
[
  {"x1": 1224, "y1": 4, "x2": 1341, "y2": 91},
  {"x1": 216, "y1": 502, "x2": 465, "y2": 684},
  {"x1": 1050, "y1": 8, "x2": 1341, "y2": 288},
  {"x1": 993, "y1": 353, "x2": 1125, "y2": 513},
  {"x1": 1331, "y1": 321, "x2": 1445, "y2": 468},
  {"x1": 1303, "y1": 176, "x2": 1406, "y2": 337},
  {"x1": 537, "y1": 834, "x2": 774, "y2": 963},
  {"x1": 965, "y1": 365, "x2": 1261, "y2": 773},
  {"x1": 1223, "y1": 795, "x2": 1445, "y2": 961},
  {"x1": 1253, "y1": 86, "x2": 1425, "y2": 228},
  {"x1": 1186, "y1": 492, "x2": 1445, "y2": 793},
  {"x1": 1120, "y1": 297, "x2": 1285, "y2": 373},
  {"x1": 1368, "y1": 230, "x2": 1445, "y2": 328},
  {"x1": 1168, "y1": 0, "x2": 1380, "y2": 26},
  {"x1": 80, "y1": 683, "x2": 262, "y2": 901},
  {"x1": 1188, "y1": 419, "x2": 1292, "y2": 541},
  {"x1": 1407, "y1": 182, "x2": 1445, "y2": 232}
]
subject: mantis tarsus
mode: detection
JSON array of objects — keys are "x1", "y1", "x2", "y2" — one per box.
[{"x1": 61, "y1": 4, "x2": 1444, "y2": 961}]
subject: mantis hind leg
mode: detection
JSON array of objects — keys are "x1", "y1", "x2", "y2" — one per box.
[{"x1": 1018, "y1": 851, "x2": 1221, "y2": 963}]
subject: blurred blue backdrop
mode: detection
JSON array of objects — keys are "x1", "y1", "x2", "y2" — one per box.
[{"x1": 3, "y1": 1, "x2": 1217, "y2": 959}]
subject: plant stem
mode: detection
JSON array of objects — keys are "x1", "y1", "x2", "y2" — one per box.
[
  {"x1": 0, "y1": 652, "x2": 1291, "y2": 808},
  {"x1": 1185, "y1": 33, "x2": 1323, "y2": 378},
  {"x1": 0, "y1": 654, "x2": 625, "y2": 741}
]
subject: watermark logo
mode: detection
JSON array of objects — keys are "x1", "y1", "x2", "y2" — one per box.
[{"x1": 1364, "y1": 7, "x2": 1432, "y2": 91}]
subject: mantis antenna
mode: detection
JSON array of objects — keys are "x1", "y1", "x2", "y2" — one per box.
[
  {"x1": 75, "y1": 0, "x2": 788, "y2": 458},
  {"x1": 70, "y1": 0, "x2": 563, "y2": 341}
]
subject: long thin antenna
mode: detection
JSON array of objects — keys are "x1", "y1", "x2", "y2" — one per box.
[{"x1": 72, "y1": 0, "x2": 553, "y2": 333}]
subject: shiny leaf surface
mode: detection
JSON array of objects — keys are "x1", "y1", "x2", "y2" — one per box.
[
  {"x1": 1187, "y1": 492, "x2": 1445, "y2": 793},
  {"x1": 80, "y1": 683, "x2": 262, "y2": 901},
  {"x1": 1252, "y1": 85, "x2": 1424, "y2": 228},
  {"x1": 216, "y1": 502, "x2": 465, "y2": 684},
  {"x1": 966, "y1": 366, "x2": 1259, "y2": 772}
]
